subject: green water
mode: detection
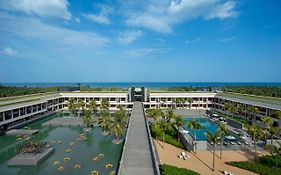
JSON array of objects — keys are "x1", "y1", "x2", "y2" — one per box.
[{"x1": 0, "y1": 113, "x2": 123, "y2": 175}]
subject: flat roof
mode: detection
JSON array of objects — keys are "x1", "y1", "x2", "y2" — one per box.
[
  {"x1": 216, "y1": 93, "x2": 281, "y2": 111},
  {"x1": 149, "y1": 92, "x2": 216, "y2": 98}
]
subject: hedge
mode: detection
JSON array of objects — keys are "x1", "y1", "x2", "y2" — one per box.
[{"x1": 160, "y1": 164, "x2": 200, "y2": 175}]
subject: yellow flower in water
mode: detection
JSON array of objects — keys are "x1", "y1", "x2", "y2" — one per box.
[
  {"x1": 110, "y1": 171, "x2": 116, "y2": 175},
  {"x1": 98, "y1": 154, "x2": 104, "y2": 158},
  {"x1": 53, "y1": 160, "x2": 60, "y2": 165},
  {"x1": 66, "y1": 148, "x2": 72, "y2": 153},
  {"x1": 105, "y1": 163, "x2": 113, "y2": 169},
  {"x1": 58, "y1": 166, "x2": 64, "y2": 171},
  {"x1": 91, "y1": 170, "x2": 99, "y2": 175},
  {"x1": 64, "y1": 157, "x2": 71, "y2": 161},
  {"x1": 16, "y1": 137, "x2": 23, "y2": 141},
  {"x1": 93, "y1": 156, "x2": 99, "y2": 161},
  {"x1": 51, "y1": 140, "x2": 56, "y2": 144},
  {"x1": 69, "y1": 142, "x2": 75, "y2": 146},
  {"x1": 74, "y1": 164, "x2": 81, "y2": 169},
  {"x1": 57, "y1": 140, "x2": 62, "y2": 144}
]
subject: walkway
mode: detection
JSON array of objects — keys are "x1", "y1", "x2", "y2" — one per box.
[{"x1": 119, "y1": 102, "x2": 158, "y2": 175}]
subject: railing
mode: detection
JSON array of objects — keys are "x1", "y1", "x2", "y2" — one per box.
[
  {"x1": 117, "y1": 110, "x2": 132, "y2": 175},
  {"x1": 143, "y1": 103, "x2": 161, "y2": 175}
]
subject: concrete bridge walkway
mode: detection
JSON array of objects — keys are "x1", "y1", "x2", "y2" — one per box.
[{"x1": 118, "y1": 102, "x2": 158, "y2": 175}]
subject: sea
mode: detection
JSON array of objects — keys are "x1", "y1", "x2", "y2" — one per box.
[{"x1": 1, "y1": 82, "x2": 281, "y2": 88}]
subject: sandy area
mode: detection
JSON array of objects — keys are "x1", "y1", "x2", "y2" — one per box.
[{"x1": 154, "y1": 139, "x2": 268, "y2": 175}]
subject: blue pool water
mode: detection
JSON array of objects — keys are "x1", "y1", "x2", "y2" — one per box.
[{"x1": 183, "y1": 117, "x2": 218, "y2": 141}]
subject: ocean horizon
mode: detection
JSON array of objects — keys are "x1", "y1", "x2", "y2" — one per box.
[{"x1": 1, "y1": 82, "x2": 281, "y2": 88}]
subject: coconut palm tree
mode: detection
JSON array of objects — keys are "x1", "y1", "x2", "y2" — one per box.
[
  {"x1": 110, "y1": 109, "x2": 127, "y2": 144},
  {"x1": 180, "y1": 98, "x2": 186, "y2": 108},
  {"x1": 101, "y1": 98, "x2": 110, "y2": 110},
  {"x1": 247, "y1": 106, "x2": 259, "y2": 121},
  {"x1": 165, "y1": 109, "x2": 175, "y2": 121},
  {"x1": 146, "y1": 108, "x2": 162, "y2": 121},
  {"x1": 205, "y1": 131, "x2": 220, "y2": 171},
  {"x1": 174, "y1": 115, "x2": 184, "y2": 142},
  {"x1": 98, "y1": 109, "x2": 111, "y2": 135},
  {"x1": 158, "y1": 119, "x2": 169, "y2": 146},
  {"x1": 187, "y1": 98, "x2": 193, "y2": 109},
  {"x1": 188, "y1": 119, "x2": 204, "y2": 153},
  {"x1": 247, "y1": 124, "x2": 263, "y2": 160},
  {"x1": 88, "y1": 99, "x2": 97, "y2": 114},
  {"x1": 262, "y1": 116, "x2": 280, "y2": 154},
  {"x1": 77, "y1": 98, "x2": 85, "y2": 117},
  {"x1": 237, "y1": 103, "x2": 246, "y2": 117},
  {"x1": 218, "y1": 123, "x2": 229, "y2": 159},
  {"x1": 67, "y1": 98, "x2": 76, "y2": 117},
  {"x1": 82, "y1": 110, "x2": 94, "y2": 128},
  {"x1": 224, "y1": 102, "x2": 237, "y2": 115}
]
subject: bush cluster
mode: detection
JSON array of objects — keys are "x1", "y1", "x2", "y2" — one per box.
[
  {"x1": 259, "y1": 155, "x2": 281, "y2": 168},
  {"x1": 150, "y1": 123, "x2": 184, "y2": 149}
]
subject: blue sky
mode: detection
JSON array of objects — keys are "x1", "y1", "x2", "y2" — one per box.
[{"x1": 0, "y1": 0, "x2": 281, "y2": 83}]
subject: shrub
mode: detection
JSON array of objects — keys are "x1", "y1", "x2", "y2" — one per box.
[
  {"x1": 227, "y1": 161, "x2": 281, "y2": 175},
  {"x1": 150, "y1": 123, "x2": 184, "y2": 149},
  {"x1": 259, "y1": 155, "x2": 281, "y2": 168},
  {"x1": 160, "y1": 164, "x2": 200, "y2": 175}
]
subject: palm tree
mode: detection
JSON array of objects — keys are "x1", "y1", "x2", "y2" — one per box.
[
  {"x1": 237, "y1": 103, "x2": 246, "y2": 117},
  {"x1": 205, "y1": 131, "x2": 220, "y2": 171},
  {"x1": 98, "y1": 109, "x2": 111, "y2": 135},
  {"x1": 224, "y1": 102, "x2": 237, "y2": 115},
  {"x1": 174, "y1": 115, "x2": 184, "y2": 142},
  {"x1": 110, "y1": 109, "x2": 127, "y2": 144},
  {"x1": 88, "y1": 99, "x2": 97, "y2": 114},
  {"x1": 159, "y1": 119, "x2": 169, "y2": 146},
  {"x1": 217, "y1": 123, "x2": 229, "y2": 159},
  {"x1": 267, "y1": 126, "x2": 280, "y2": 154},
  {"x1": 165, "y1": 109, "x2": 175, "y2": 121},
  {"x1": 187, "y1": 98, "x2": 193, "y2": 109},
  {"x1": 247, "y1": 124, "x2": 263, "y2": 160},
  {"x1": 180, "y1": 98, "x2": 186, "y2": 108},
  {"x1": 146, "y1": 108, "x2": 162, "y2": 121},
  {"x1": 247, "y1": 106, "x2": 259, "y2": 121},
  {"x1": 82, "y1": 110, "x2": 94, "y2": 128},
  {"x1": 77, "y1": 98, "x2": 85, "y2": 117},
  {"x1": 188, "y1": 119, "x2": 204, "y2": 153},
  {"x1": 67, "y1": 98, "x2": 76, "y2": 117},
  {"x1": 101, "y1": 98, "x2": 110, "y2": 110}
]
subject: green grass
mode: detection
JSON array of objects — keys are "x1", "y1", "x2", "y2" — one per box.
[
  {"x1": 150, "y1": 123, "x2": 184, "y2": 149},
  {"x1": 214, "y1": 111, "x2": 250, "y2": 125},
  {"x1": 160, "y1": 164, "x2": 200, "y2": 175},
  {"x1": 0, "y1": 98, "x2": 41, "y2": 107},
  {"x1": 0, "y1": 92, "x2": 56, "y2": 102},
  {"x1": 218, "y1": 92, "x2": 281, "y2": 104}
]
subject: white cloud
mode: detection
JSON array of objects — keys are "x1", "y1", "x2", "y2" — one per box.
[
  {"x1": 185, "y1": 38, "x2": 202, "y2": 44},
  {"x1": 219, "y1": 36, "x2": 236, "y2": 42},
  {"x1": 0, "y1": 12, "x2": 109, "y2": 47},
  {"x1": 124, "y1": 0, "x2": 238, "y2": 33},
  {"x1": 83, "y1": 4, "x2": 112, "y2": 25},
  {"x1": 0, "y1": 46, "x2": 18, "y2": 57},
  {"x1": 118, "y1": 30, "x2": 143, "y2": 44},
  {"x1": 0, "y1": 0, "x2": 72, "y2": 20},
  {"x1": 125, "y1": 48, "x2": 170, "y2": 58}
]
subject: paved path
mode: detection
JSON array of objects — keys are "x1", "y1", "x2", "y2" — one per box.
[{"x1": 119, "y1": 102, "x2": 157, "y2": 175}]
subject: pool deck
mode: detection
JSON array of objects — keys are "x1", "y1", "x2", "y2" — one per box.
[
  {"x1": 6, "y1": 129, "x2": 39, "y2": 136},
  {"x1": 42, "y1": 117, "x2": 83, "y2": 126},
  {"x1": 119, "y1": 102, "x2": 158, "y2": 175}
]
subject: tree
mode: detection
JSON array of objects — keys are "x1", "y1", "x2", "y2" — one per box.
[
  {"x1": 146, "y1": 108, "x2": 162, "y2": 121},
  {"x1": 77, "y1": 98, "x2": 85, "y2": 117},
  {"x1": 187, "y1": 98, "x2": 193, "y2": 109},
  {"x1": 217, "y1": 123, "x2": 229, "y2": 159},
  {"x1": 159, "y1": 119, "x2": 169, "y2": 147},
  {"x1": 67, "y1": 98, "x2": 76, "y2": 117},
  {"x1": 101, "y1": 98, "x2": 109, "y2": 110},
  {"x1": 188, "y1": 119, "x2": 204, "y2": 153},
  {"x1": 165, "y1": 109, "x2": 175, "y2": 121},
  {"x1": 247, "y1": 124, "x2": 263, "y2": 160},
  {"x1": 98, "y1": 109, "x2": 111, "y2": 135},
  {"x1": 174, "y1": 115, "x2": 184, "y2": 142},
  {"x1": 247, "y1": 106, "x2": 259, "y2": 121},
  {"x1": 205, "y1": 131, "x2": 220, "y2": 171},
  {"x1": 82, "y1": 110, "x2": 94, "y2": 128},
  {"x1": 224, "y1": 102, "x2": 237, "y2": 115},
  {"x1": 88, "y1": 99, "x2": 97, "y2": 114},
  {"x1": 262, "y1": 116, "x2": 279, "y2": 154},
  {"x1": 110, "y1": 109, "x2": 127, "y2": 144},
  {"x1": 237, "y1": 103, "x2": 246, "y2": 117}
]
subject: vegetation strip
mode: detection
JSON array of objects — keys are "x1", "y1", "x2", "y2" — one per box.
[
  {"x1": 0, "y1": 98, "x2": 41, "y2": 107},
  {"x1": 160, "y1": 164, "x2": 200, "y2": 175}
]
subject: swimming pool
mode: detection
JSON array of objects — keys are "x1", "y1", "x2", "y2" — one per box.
[{"x1": 183, "y1": 117, "x2": 219, "y2": 141}]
